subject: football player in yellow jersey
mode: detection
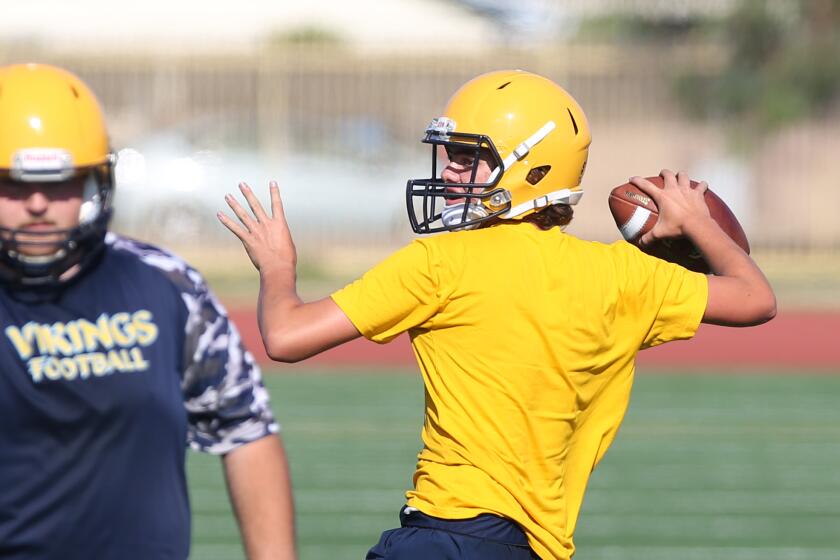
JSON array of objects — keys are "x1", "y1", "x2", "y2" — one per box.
[{"x1": 219, "y1": 70, "x2": 776, "y2": 559}]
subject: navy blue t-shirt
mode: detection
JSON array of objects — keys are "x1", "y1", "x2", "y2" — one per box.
[{"x1": 0, "y1": 234, "x2": 277, "y2": 559}]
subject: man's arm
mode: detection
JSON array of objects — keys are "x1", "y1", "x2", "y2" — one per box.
[
  {"x1": 219, "y1": 182, "x2": 360, "y2": 362},
  {"x1": 222, "y1": 435, "x2": 296, "y2": 560},
  {"x1": 683, "y1": 215, "x2": 776, "y2": 326},
  {"x1": 633, "y1": 170, "x2": 776, "y2": 327}
]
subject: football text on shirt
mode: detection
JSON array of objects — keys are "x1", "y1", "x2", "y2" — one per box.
[{"x1": 4, "y1": 310, "x2": 159, "y2": 383}]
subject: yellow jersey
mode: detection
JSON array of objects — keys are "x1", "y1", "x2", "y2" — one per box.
[{"x1": 331, "y1": 221, "x2": 707, "y2": 559}]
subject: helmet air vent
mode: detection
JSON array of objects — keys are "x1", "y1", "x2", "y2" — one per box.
[
  {"x1": 527, "y1": 166, "x2": 550, "y2": 185},
  {"x1": 497, "y1": 81, "x2": 512, "y2": 90},
  {"x1": 70, "y1": 85, "x2": 80, "y2": 98},
  {"x1": 567, "y1": 108, "x2": 579, "y2": 135}
]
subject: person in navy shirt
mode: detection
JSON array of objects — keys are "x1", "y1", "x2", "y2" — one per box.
[{"x1": 0, "y1": 63, "x2": 296, "y2": 559}]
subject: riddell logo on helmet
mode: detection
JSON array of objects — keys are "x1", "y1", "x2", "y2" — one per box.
[
  {"x1": 23, "y1": 154, "x2": 59, "y2": 161},
  {"x1": 13, "y1": 149, "x2": 73, "y2": 171}
]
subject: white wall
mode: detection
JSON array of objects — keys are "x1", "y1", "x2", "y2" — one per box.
[{"x1": 1, "y1": 0, "x2": 497, "y2": 54}]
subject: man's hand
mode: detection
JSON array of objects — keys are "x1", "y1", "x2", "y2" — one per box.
[
  {"x1": 218, "y1": 181, "x2": 296, "y2": 274},
  {"x1": 218, "y1": 180, "x2": 361, "y2": 362},
  {"x1": 630, "y1": 169, "x2": 712, "y2": 247},
  {"x1": 629, "y1": 169, "x2": 775, "y2": 326}
]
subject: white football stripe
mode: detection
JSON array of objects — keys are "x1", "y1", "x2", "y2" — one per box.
[{"x1": 620, "y1": 207, "x2": 653, "y2": 241}]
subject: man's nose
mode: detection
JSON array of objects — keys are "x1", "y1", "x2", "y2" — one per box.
[
  {"x1": 25, "y1": 191, "x2": 49, "y2": 214},
  {"x1": 441, "y1": 165, "x2": 464, "y2": 183}
]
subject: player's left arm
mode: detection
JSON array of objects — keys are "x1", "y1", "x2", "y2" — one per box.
[
  {"x1": 179, "y1": 261, "x2": 297, "y2": 558},
  {"x1": 223, "y1": 435, "x2": 296, "y2": 560},
  {"x1": 218, "y1": 182, "x2": 361, "y2": 362}
]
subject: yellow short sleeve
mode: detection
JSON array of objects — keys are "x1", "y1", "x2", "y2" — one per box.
[
  {"x1": 613, "y1": 242, "x2": 709, "y2": 348},
  {"x1": 330, "y1": 241, "x2": 440, "y2": 343}
]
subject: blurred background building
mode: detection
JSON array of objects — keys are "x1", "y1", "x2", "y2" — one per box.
[{"x1": 2, "y1": 0, "x2": 838, "y2": 304}]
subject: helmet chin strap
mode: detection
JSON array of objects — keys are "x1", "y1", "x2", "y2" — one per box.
[
  {"x1": 488, "y1": 120, "x2": 557, "y2": 185},
  {"x1": 503, "y1": 189, "x2": 585, "y2": 219},
  {"x1": 441, "y1": 202, "x2": 488, "y2": 231},
  {"x1": 13, "y1": 249, "x2": 68, "y2": 265}
]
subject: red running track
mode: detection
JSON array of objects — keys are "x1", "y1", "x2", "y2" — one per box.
[{"x1": 227, "y1": 309, "x2": 839, "y2": 370}]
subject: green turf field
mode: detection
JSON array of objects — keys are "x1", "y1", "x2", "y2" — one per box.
[{"x1": 187, "y1": 370, "x2": 840, "y2": 560}]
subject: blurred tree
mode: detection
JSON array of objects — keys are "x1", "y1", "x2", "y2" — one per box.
[
  {"x1": 574, "y1": 11, "x2": 704, "y2": 42},
  {"x1": 676, "y1": 0, "x2": 840, "y2": 134},
  {"x1": 264, "y1": 26, "x2": 345, "y2": 48}
]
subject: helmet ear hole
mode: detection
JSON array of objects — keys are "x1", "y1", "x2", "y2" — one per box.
[{"x1": 527, "y1": 165, "x2": 551, "y2": 185}]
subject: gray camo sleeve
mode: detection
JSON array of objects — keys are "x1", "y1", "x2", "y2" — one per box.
[
  {"x1": 106, "y1": 234, "x2": 279, "y2": 454},
  {"x1": 180, "y1": 269, "x2": 279, "y2": 454}
]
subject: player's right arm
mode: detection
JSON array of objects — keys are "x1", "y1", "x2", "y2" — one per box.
[
  {"x1": 632, "y1": 170, "x2": 776, "y2": 327},
  {"x1": 218, "y1": 182, "x2": 361, "y2": 362}
]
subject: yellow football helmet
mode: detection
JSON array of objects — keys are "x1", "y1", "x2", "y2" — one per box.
[
  {"x1": 407, "y1": 70, "x2": 591, "y2": 233},
  {"x1": 0, "y1": 63, "x2": 114, "y2": 285}
]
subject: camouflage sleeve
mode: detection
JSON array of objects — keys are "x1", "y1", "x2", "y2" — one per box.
[
  {"x1": 179, "y1": 269, "x2": 279, "y2": 454},
  {"x1": 106, "y1": 234, "x2": 278, "y2": 454}
]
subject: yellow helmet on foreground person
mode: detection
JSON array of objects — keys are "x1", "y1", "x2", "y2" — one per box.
[
  {"x1": 407, "y1": 70, "x2": 592, "y2": 234},
  {"x1": 0, "y1": 63, "x2": 114, "y2": 285}
]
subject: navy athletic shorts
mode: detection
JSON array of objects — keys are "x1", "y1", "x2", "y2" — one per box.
[{"x1": 365, "y1": 506, "x2": 539, "y2": 559}]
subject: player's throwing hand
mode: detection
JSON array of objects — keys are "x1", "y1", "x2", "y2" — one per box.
[
  {"x1": 218, "y1": 181, "x2": 296, "y2": 273},
  {"x1": 631, "y1": 169, "x2": 711, "y2": 247}
]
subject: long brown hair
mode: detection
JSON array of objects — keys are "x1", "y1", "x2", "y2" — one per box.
[{"x1": 521, "y1": 204, "x2": 574, "y2": 230}]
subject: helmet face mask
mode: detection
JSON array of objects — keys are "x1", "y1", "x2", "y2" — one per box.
[
  {"x1": 406, "y1": 70, "x2": 591, "y2": 235},
  {"x1": 406, "y1": 122, "x2": 512, "y2": 234},
  {"x1": 0, "y1": 64, "x2": 114, "y2": 287}
]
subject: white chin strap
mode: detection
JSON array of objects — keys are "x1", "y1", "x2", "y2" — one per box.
[
  {"x1": 441, "y1": 202, "x2": 488, "y2": 230},
  {"x1": 487, "y1": 121, "x2": 557, "y2": 186},
  {"x1": 502, "y1": 188, "x2": 584, "y2": 219},
  {"x1": 14, "y1": 250, "x2": 68, "y2": 266}
]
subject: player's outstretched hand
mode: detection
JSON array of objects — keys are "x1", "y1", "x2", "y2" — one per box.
[
  {"x1": 218, "y1": 181, "x2": 296, "y2": 273},
  {"x1": 631, "y1": 169, "x2": 711, "y2": 247}
]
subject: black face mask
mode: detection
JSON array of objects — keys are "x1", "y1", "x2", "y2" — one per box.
[{"x1": 405, "y1": 121, "x2": 510, "y2": 235}]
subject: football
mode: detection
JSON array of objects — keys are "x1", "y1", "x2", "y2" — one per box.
[{"x1": 608, "y1": 175, "x2": 750, "y2": 273}]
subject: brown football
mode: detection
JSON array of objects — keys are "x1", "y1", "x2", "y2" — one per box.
[{"x1": 608, "y1": 175, "x2": 750, "y2": 273}]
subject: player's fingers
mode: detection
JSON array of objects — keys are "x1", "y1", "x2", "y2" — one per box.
[
  {"x1": 659, "y1": 169, "x2": 677, "y2": 188},
  {"x1": 238, "y1": 182, "x2": 269, "y2": 222},
  {"x1": 638, "y1": 230, "x2": 656, "y2": 247},
  {"x1": 217, "y1": 211, "x2": 250, "y2": 241},
  {"x1": 675, "y1": 170, "x2": 691, "y2": 189},
  {"x1": 225, "y1": 193, "x2": 255, "y2": 230},
  {"x1": 629, "y1": 176, "x2": 662, "y2": 202},
  {"x1": 696, "y1": 180, "x2": 709, "y2": 194},
  {"x1": 269, "y1": 181, "x2": 288, "y2": 223}
]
